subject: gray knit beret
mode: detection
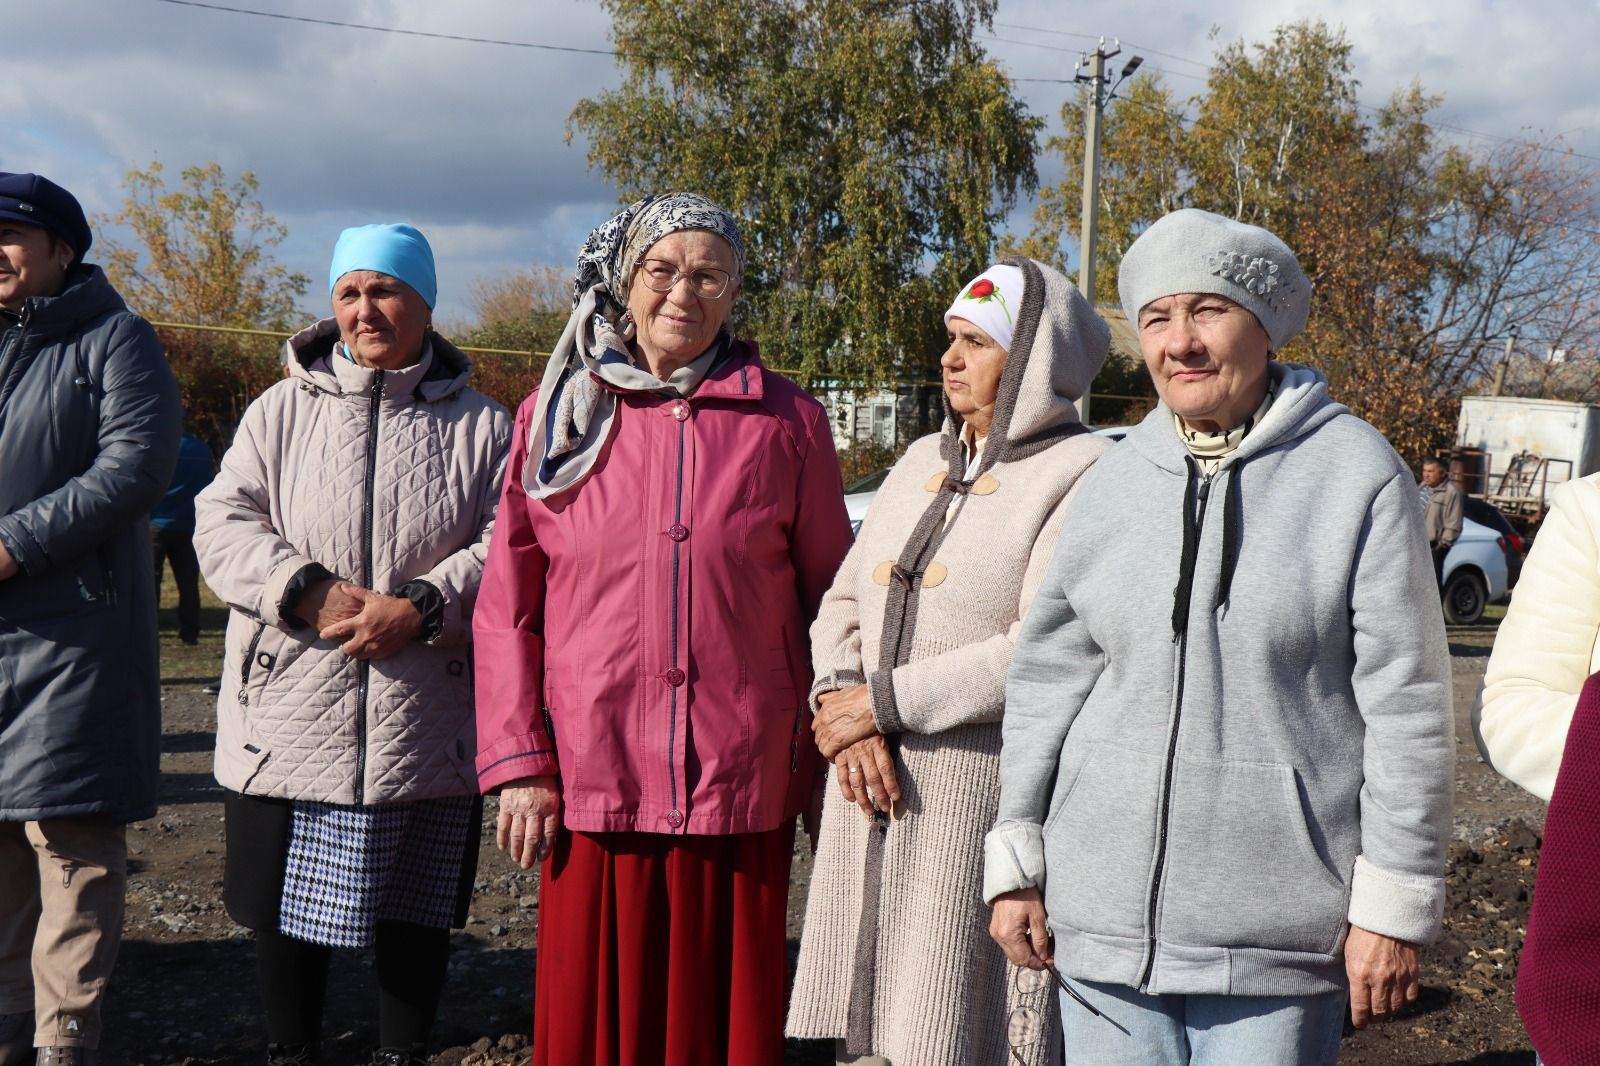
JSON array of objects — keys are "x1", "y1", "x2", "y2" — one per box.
[{"x1": 1118, "y1": 208, "x2": 1311, "y2": 350}]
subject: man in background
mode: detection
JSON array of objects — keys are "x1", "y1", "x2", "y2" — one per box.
[
  {"x1": 1422, "y1": 455, "x2": 1465, "y2": 587},
  {"x1": 151, "y1": 424, "x2": 214, "y2": 645}
]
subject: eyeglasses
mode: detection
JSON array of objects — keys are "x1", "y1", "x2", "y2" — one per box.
[
  {"x1": 636, "y1": 258, "x2": 733, "y2": 299},
  {"x1": 1007, "y1": 963, "x2": 1102, "y2": 1064}
]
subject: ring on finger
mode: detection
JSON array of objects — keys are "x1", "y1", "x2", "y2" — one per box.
[{"x1": 848, "y1": 766, "x2": 860, "y2": 776}]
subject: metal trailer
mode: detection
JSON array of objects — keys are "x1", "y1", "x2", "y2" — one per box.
[{"x1": 1456, "y1": 396, "x2": 1600, "y2": 529}]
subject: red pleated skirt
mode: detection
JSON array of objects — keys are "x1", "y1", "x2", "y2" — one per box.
[{"x1": 532, "y1": 823, "x2": 796, "y2": 1066}]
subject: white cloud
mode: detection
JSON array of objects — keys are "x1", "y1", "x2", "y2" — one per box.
[{"x1": 11, "y1": 0, "x2": 1598, "y2": 323}]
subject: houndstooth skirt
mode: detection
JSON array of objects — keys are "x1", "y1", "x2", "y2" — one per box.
[{"x1": 277, "y1": 796, "x2": 478, "y2": 948}]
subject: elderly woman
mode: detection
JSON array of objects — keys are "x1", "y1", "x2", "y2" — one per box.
[
  {"x1": 195, "y1": 224, "x2": 511, "y2": 1066},
  {"x1": 986, "y1": 209, "x2": 1455, "y2": 1065},
  {"x1": 472, "y1": 193, "x2": 853, "y2": 1066},
  {"x1": 787, "y1": 259, "x2": 1110, "y2": 1065}
]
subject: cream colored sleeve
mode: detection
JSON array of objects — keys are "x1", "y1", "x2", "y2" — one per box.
[{"x1": 1477, "y1": 477, "x2": 1600, "y2": 800}]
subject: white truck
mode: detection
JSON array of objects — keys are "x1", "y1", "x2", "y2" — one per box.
[{"x1": 1455, "y1": 395, "x2": 1600, "y2": 520}]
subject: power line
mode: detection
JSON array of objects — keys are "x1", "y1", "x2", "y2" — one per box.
[
  {"x1": 150, "y1": 0, "x2": 638, "y2": 58},
  {"x1": 154, "y1": 0, "x2": 1600, "y2": 171}
]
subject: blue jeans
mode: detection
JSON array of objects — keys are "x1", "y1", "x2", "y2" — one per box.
[{"x1": 1059, "y1": 979, "x2": 1347, "y2": 1065}]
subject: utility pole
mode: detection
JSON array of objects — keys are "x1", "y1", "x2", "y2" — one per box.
[
  {"x1": 1074, "y1": 40, "x2": 1142, "y2": 424},
  {"x1": 1489, "y1": 329, "x2": 1518, "y2": 397}
]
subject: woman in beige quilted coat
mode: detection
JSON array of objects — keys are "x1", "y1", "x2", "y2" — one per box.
[
  {"x1": 786, "y1": 259, "x2": 1110, "y2": 1065},
  {"x1": 194, "y1": 224, "x2": 511, "y2": 1066}
]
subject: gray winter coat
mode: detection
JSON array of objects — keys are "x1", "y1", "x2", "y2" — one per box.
[
  {"x1": 986, "y1": 363, "x2": 1454, "y2": 996},
  {"x1": 0, "y1": 266, "x2": 181, "y2": 822}
]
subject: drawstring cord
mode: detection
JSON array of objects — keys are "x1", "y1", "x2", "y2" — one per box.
[{"x1": 1171, "y1": 456, "x2": 1245, "y2": 640}]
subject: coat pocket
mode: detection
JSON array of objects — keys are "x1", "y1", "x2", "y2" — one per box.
[
  {"x1": 1160, "y1": 755, "x2": 1349, "y2": 955},
  {"x1": 1045, "y1": 742, "x2": 1167, "y2": 940}
]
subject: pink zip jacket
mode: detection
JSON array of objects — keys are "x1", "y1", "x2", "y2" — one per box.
[{"x1": 473, "y1": 341, "x2": 853, "y2": 835}]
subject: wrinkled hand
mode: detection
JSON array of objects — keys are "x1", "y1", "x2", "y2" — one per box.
[
  {"x1": 812, "y1": 684, "x2": 878, "y2": 761},
  {"x1": 299, "y1": 578, "x2": 364, "y2": 632},
  {"x1": 0, "y1": 542, "x2": 17, "y2": 581},
  {"x1": 804, "y1": 778, "x2": 826, "y2": 854},
  {"x1": 834, "y1": 735, "x2": 900, "y2": 819},
  {"x1": 1345, "y1": 925, "x2": 1420, "y2": 1027},
  {"x1": 320, "y1": 586, "x2": 421, "y2": 660},
  {"x1": 991, "y1": 887, "x2": 1053, "y2": 971},
  {"x1": 497, "y1": 775, "x2": 562, "y2": 869}
]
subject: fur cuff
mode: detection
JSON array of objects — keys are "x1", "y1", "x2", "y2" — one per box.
[
  {"x1": 1347, "y1": 855, "x2": 1446, "y2": 944},
  {"x1": 983, "y1": 819, "x2": 1046, "y2": 904}
]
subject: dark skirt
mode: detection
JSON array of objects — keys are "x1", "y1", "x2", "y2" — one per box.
[
  {"x1": 532, "y1": 824, "x2": 796, "y2": 1066},
  {"x1": 223, "y1": 790, "x2": 480, "y2": 942}
]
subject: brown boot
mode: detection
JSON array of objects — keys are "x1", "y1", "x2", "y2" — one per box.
[{"x1": 36, "y1": 1048, "x2": 95, "y2": 1066}]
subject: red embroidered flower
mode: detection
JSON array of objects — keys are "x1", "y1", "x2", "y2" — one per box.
[{"x1": 967, "y1": 279, "x2": 995, "y2": 299}]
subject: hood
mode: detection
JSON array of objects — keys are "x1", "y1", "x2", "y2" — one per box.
[
  {"x1": 13, "y1": 265, "x2": 128, "y2": 339},
  {"x1": 1125, "y1": 362, "x2": 1346, "y2": 474},
  {"x1": 940, "y1": 257, "x2": 1110, "y2": 467},
  {"x1": 282, "y1": 317, "x2": 474, "y2": 403}
]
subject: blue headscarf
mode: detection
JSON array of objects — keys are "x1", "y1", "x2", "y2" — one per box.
[{"x1": 328, "y1": 223, "x2": 438, "y2": 308}]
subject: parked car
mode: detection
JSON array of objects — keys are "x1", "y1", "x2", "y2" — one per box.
[
  {"x1": 843, "y1": 469, "x2": 889, "y2": 535},
  {"x1": 1461, "y1": 496, "x2": 1526, "y2": 589},
  {"x1": 1441, "y1": 515, "x2": 1510, "y2": 624}
]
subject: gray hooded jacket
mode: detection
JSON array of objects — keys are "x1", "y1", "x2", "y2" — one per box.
[{"x1": 986, "y1": 362, "x2": 1454, "y2": 996}]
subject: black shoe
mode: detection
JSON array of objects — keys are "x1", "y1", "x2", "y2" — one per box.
[
  {"x1": 265, "y1": 1044, "x2": 319, "y2": 1066},
  {"x1": 0, "y1": 1011, "x2": 34, "y2": 1066},
  {"x1": 370, "y1": 1048, "x2": 424, "y2": 1066}
]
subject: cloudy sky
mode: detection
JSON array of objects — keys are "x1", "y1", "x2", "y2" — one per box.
[{"x1": 9, "y1": 0, "x2": 1598, "y2": 324}]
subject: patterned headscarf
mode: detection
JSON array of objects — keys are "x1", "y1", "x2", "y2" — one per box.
[
  {"x1": 572, "y1": 192, "x2": 747, "y2": 309},
  {"x1": 522, "y1": 193, "x2": 747, "y2": 501}
]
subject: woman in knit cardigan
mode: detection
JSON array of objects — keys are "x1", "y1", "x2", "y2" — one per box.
[
  {"x1": 1478, "y1": 474, "x2": 1600, "y2": 1064},
  {"x1": 787, "y1": 259, "x2": 1110, "y2": 1065}
]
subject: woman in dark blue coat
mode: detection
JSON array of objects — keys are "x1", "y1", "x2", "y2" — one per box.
[{"x1": 0, "y1": 171, "x2": 180, "y2": 1063}]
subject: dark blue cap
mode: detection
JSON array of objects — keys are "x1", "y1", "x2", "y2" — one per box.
[{"x1": 0, "y1": 173, "x2": 92, "y2": 263}]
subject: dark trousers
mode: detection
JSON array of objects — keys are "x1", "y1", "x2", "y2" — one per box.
[
  {"x1": 1432, "y1": 543, "x2": 1451, "y2": 588},
  {"x1": 255, "y1": 921, "x2": 450, "y2": 1052},
  {"x1": 151, "y1": 526, "x2": 201, "y2": 643}
]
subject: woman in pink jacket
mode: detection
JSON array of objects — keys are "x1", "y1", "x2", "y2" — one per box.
[{"x1": 473, "y1": 193, "x2": 853, "y2": 1066}]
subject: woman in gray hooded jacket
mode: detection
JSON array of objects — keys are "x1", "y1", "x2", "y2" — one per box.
[{"x1": 985, "y1": 210, "x2": 1454, "y2": 1065}]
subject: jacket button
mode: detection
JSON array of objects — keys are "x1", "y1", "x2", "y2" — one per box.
[
  {"x1": 666, "y1": 523, "x2": 689, "y2": 541},
  {"x1": 666, "y1": 809, "x2": 684, "y2": 828},
  {"x1": 664, "y1": 667, "x2": 686, "y2": 687},
  {"x1": 672, "y1": 403, "x2": 689, "y2": 421}
]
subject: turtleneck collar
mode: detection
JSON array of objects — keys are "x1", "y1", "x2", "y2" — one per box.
[{"x1": 1174, "y1": 382, "x2": 1276, "y2": 474}]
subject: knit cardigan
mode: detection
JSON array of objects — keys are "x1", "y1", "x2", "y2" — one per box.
[{"x1": 787, "y1": 258, "x2": 1110, "y2": 1065}]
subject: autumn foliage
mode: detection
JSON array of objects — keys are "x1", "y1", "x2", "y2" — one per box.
[{"x1": 1019, "y1": 21, "x2": 1600, "y2": 462}]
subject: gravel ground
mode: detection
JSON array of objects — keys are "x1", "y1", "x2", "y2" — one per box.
[{"x1": 85, "y1": 601, "x2": 1544, "y2": 1065}]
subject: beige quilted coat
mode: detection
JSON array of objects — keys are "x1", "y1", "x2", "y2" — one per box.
[{"x1": 196, "y1": 321, "x2": 511, "y2": 805}]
